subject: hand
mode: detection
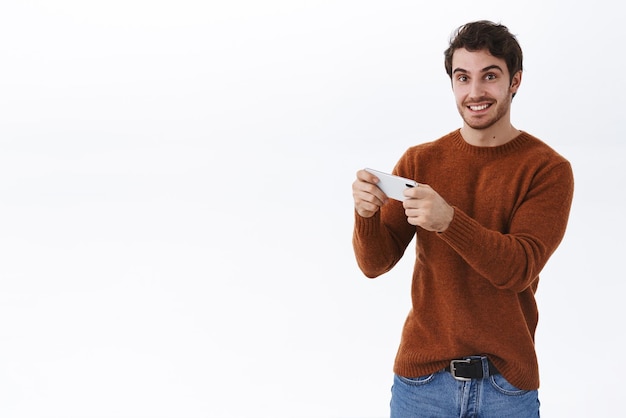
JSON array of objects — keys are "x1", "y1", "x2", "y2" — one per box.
[
  {"x1": 402, "y1": 184, "x2": 454, "y2": 232},
  {"x1": 352, "y1": 169, "x2": 388, "y2": 218}
]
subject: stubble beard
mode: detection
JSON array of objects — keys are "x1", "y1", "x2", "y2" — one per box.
[{"x1": 459, "y1": 95, "x2": 511, "y2": 130}]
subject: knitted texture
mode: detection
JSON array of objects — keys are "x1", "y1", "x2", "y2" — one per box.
[{"x1": 353, "y1": 129, "x2": 574, "y2": 390}]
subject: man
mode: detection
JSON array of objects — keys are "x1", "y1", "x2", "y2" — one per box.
[{"x1": 352, "y1": 21, "x2": 573, "y2": 417}]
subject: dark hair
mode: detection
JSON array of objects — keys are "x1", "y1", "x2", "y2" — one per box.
[{"x1": 444, "y1": 20, "x2": 523, "y2": 85}]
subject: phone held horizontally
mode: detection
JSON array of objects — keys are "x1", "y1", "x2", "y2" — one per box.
[{"x1": 365, "y1": 168, "x2": 418, "y2": 201}]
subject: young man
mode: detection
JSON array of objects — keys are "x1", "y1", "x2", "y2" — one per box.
[{"x1": 352, "y1": 21, "x2": 574, "y2": 417}]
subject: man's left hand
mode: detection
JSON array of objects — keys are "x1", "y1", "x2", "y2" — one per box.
[{"x1": 403, "y1": 184, "x2": 454, "y2": 232}]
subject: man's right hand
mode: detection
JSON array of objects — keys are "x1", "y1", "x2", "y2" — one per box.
[{"x1": 352, "y1": 169, "x2": 388, "y2": 218}]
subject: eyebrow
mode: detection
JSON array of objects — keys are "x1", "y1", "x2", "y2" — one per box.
[{"x1": 452, "y1": 65, "x2": 504, "y2": 74}]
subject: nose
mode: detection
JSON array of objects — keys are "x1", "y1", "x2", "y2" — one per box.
[{"x1": 468, "y1": 79, "x2": 483, "y2": 99}]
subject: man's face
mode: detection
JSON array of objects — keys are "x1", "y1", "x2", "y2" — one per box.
[{"x1": 451, "y1": 48, "x2": 521, "y2": 130}]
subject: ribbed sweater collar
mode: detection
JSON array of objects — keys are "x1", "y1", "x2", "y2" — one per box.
[{"x1": 449, "y1": 129, "x2": 531, "y2": 157}]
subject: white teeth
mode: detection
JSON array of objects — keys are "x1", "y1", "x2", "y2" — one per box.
[{"x1": 470, "y1": 104, "x2": 489, "y2": 111}]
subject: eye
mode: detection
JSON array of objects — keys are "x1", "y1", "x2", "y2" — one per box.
[
  {"x1": 457, "y1": 75, "x2": 468, "y2": 82},
  {"x1": 485, "y1": 73, "x2": 497, "y2": 81}
]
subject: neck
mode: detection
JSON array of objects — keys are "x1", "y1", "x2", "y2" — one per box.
[{"x1": 460, "y1": 123, "x2": 521, "y2": 147}]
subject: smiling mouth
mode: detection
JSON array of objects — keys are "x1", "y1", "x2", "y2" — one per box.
[{"x1": 468, "y1": 104, "x2": 490, "y2": 111}]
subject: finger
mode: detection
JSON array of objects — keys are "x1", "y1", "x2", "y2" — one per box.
[
  {"x1": 356, "y1": 169, "x2": 379, "y2": 185},
  {"x1": 404, "y1": 212, "x2": 421, "y2": 226},
  {"x1": 358, "y1": 199, "x2": 383, "y2": 214},
  {"x1": 354, "y1": 178, "x2": 388, "y2": 203},
  {"x1": 354, "y1": 186, "x2": 387, "y2": 207},
  {"x1": 354, "y1": 188, "x2": 387, "y2": 218},
  {"x1": 403, "y1": 186, "x2": 419, "y2": 200}
]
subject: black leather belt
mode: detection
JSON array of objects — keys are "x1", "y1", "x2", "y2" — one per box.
[{"x1": 444, "y1": 358, "x2": 499, "y2": 381}]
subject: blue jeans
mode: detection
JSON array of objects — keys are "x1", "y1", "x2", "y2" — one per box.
[{"x1": 390, "y1": 357, "x2": 540, "y2": 417}]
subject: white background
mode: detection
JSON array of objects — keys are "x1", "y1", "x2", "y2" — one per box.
[{"x1": 0, "y1": 1, "x2": 623, "y2": 417}]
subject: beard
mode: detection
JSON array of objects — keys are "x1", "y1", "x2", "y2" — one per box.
[{"x1": 458, "y1": 94, "x2": 512, "y2": 130}]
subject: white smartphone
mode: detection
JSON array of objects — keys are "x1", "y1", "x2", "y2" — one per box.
[{"x1": 365, "y1": 168, "x2": 418, "y2": 201}]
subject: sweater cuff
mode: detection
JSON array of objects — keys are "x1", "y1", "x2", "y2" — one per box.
[
  {"x1": 438, "y1": 207, "x2": 479, "y2": 250},
  {"x1": 354, "y1": 210, "x2": 382, "y2": 237}
]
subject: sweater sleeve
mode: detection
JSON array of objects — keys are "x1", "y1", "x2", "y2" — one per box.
[
  {"x1": 438, "y1": 160, "x2": 574, "y2": 292},
  {"x1": 352, "y1": 199, "x2": 416, "y2": 278}
]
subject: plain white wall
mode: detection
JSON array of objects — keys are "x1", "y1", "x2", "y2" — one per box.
[{"x1": 0, "y1": 1, "x2": 623, "y2": 417}]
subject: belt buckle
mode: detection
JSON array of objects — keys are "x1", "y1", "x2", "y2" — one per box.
[{"x1": 449, "y1": 359, "x2": 472, "y2": 381}]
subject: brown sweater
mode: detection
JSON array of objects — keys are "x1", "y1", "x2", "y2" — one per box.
[{"x1": 353, "y1": 129, "x2": 574, "y2": 390}]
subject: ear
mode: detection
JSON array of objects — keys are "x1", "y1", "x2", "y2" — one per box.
[{"x1": 510, "y1": 70, "x2": 522, "y2": 95}]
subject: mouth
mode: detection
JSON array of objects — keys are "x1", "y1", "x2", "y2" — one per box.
[{"x1": 467, "y1": 103, "x2": 491, "y2": 111}]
